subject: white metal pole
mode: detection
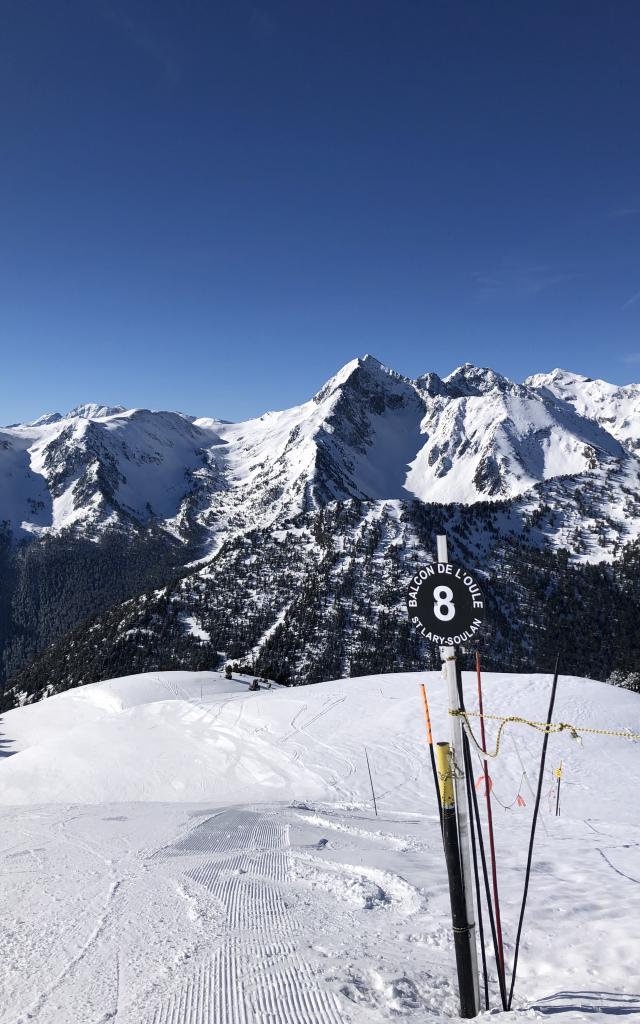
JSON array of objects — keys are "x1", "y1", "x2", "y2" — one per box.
[{"x1": 437, "y1": 533, "x2": 480, "y2": 1015}]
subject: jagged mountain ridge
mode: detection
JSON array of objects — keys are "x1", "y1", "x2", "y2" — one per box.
[{"x1": 1, "y1": 356, "x2": 636, "y2": 550}]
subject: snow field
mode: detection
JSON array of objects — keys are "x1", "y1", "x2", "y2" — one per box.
[{"x1": 0, "y1": 669, "x2": 639, "y2": 1022}]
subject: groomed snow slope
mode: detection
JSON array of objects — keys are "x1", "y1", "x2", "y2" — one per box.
[{"x1": 0, "y1": 670, "x2": 639, "y2": 1023}]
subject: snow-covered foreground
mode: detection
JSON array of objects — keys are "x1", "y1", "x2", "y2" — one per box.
[{"x1": 0, "y1": 669, "x2": 639, "y2": 1023}]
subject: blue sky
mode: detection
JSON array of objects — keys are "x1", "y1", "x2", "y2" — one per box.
[{"x1": 1, "y1": 1, "x2": 639, "y2": 423}]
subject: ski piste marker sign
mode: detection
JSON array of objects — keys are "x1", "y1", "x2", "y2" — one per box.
[{"x1": 407, "y1": 563, "x2": 485, "y2": 645}]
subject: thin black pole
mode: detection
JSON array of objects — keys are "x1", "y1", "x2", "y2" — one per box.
[
  {"x1": 476, "y1": 651, "x2": 505, "y2": 978},
  {"x1": 506, "y1": 655, "x2": 561, "y2": 1010},
  {"x1": 465, "y1": 763, "x2": 489, "y2": 1010},
  {"x1": 430, "y1": 745, "x2": 443, "y2": 835},
  {"x1": 364, "y1": 746, "x2": 378, "y2": 817},
  {"x1": 454, "y1": 667, "x2": 488, "y2": 1009},
  {"x1": 456, "y1": 663, "x2": 508, "y2": 1011},
  {"x1": 462, "y1": 731, "x2": 509, "y2": 1011}
]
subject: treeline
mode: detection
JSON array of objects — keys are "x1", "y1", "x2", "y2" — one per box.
[
  {"x1": 0, "y1": 525, "x2": 186, "y2": 690},
  {"x1": 3, "y1": 499, "x2": 639, "y2": 710}
]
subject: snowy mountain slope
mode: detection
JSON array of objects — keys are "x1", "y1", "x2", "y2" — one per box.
[
  {"x1": 3, "y1": 358, "x2": 639, "y2": 698},
  {"x1": 0, "y1": 429, "x2": 53, "y2": 534},
  {"x1": 2, "y1": 357, "x2": 637, "y2": 545},
  {"x1": 8, "y1": 491, "x2": 640, "y2": 709},
  {"x1": 189, "y1": 357, "x2": 427, "y2": 543},
  {"x1": 0, "y1": 669, "x2": 638, "y2": 1024},
  {"x1": 410, "y1": 364, "x2": 626, "y2": 502},
  {"x1": 0, "y1": 408, "x2": 224, "y2": 540},
  {"x1": 0, "y1": 671, "x2": 278, "y2": 757},
  {"x1": 527, "y1": 368, "x2": 640, "y2": 453}
]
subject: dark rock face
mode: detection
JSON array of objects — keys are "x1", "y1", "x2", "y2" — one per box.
[{"x1": 473, "y1": 453, "x2": 508, "y2": 496}]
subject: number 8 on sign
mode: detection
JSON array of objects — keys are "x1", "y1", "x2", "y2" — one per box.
[
  {"x1": 407, "y1": 563, "x2": 485, "y2": 645},
  {"x1": 433, "y1": 585, "x2": 455, "y2": 621}
]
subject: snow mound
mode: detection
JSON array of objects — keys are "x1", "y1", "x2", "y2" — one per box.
[{"x1": 1, "y1": 669, "x2": 638, "y2": 820}]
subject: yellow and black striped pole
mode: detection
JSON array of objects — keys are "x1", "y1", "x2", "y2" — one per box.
[
  {"x1": 554, "y1": 761, "x2": 563, "y2": 817},
  {"x1": 435, "y1": 741, "x2": 478, "y2": 1018}
]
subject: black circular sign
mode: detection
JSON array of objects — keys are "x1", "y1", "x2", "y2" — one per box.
[{"x1": 407, "y1": 563, "x2": 485, "y2": 646}]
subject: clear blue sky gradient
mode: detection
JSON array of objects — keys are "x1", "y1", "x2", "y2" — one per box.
[{"x1": 1, "y1": 1, "x2": 639, "y2": 423}]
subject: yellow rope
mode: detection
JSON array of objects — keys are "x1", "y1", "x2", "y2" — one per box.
[{"x1": 450, "y1": 709, "x2": 640, "y2": 759}]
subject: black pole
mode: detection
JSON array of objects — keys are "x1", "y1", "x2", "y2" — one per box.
[
  {"x1": 364, "y1": 746, "x2": 378, "y2": 817},
  {"x1": 555, "y1": 774, "x2": 562, "y2": 817},
  {"x1": 435, "y1": 742, "x2": 478, "y2": 1019},
  {"x1": 456, "y1": 662, "x2": 508, "y2": 1011},
  {"x1": 465, "y1": 764, "x2": 489, "y2": 1010},
  {"x1": 454, "y1": 666, "x2": 488, "y2": 1009},
  {"x1": 462, "y1": 731, "x2": 509, "y2": 1011},
  {"x1": 507, "y1": 655, "x2": 561, "y2": 1010}
]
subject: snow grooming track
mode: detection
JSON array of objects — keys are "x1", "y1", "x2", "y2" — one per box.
[
  {"x1": 188, "y1": 848, "x2": 290, "y2": 889},
  {"x1": 154, "y1": 810, "x2": 264, "y2": 859},
  {"x1": 188, "y1": 870, "x2": 296, "y2": 934},
  {"x1": 146, "y1": 807, "x2": 345, "y2": 1024},
  {"x1": 148, "y1": 941, "x2": 343, "y2": 1024}
]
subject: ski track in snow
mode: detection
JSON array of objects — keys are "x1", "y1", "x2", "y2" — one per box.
[
  {"x1": 2, "y1": 670, "x2": 640, "y2": 1023},
  {"x1": 147, "y1": 808, "x2": 344, "y2": 1024},
  {"x1": 9, "y1": 878, "x2": 122, "y2": 1024}
]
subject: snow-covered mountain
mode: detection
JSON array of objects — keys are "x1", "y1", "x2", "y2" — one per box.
[
  {"x1": 526, "y1": 368, "x2": 640, "y2": 454},
  {"x1": 1, "y1": 356, "x2": 637, "y2": 546},
  {"x1": 412, "y1": 362, "x2": 625, "y2": 501},
  {"x1": 3, "y1": 357, "x2": 639, "y2": 703},
  {"x1": 0, "y1": 407, "x2": 222, "y2": 540}
]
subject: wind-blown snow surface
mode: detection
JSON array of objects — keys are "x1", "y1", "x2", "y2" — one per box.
[{"x1": 1, "y1": 669, "x2": 639, "y2": 1023}]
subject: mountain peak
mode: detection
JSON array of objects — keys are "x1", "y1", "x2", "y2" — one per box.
[
  {"x1": 525, "y1": 368, "x2": 593, "y2": 389},
  {"x1": 444, "y1": 363, "x2": 522, "y2": 397},
  {"x1": 414, "y1": 371, "x2": 448, "y2": 397},
  {"x1": 312, "y1": 355, "x2": 404, "y2": 405},
  {"x1": 66, "y1": 403, "x2": 127, "y2": 420},
  {"x1": 29, "y1": 411, "x2": 63, "y2": 426}
]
